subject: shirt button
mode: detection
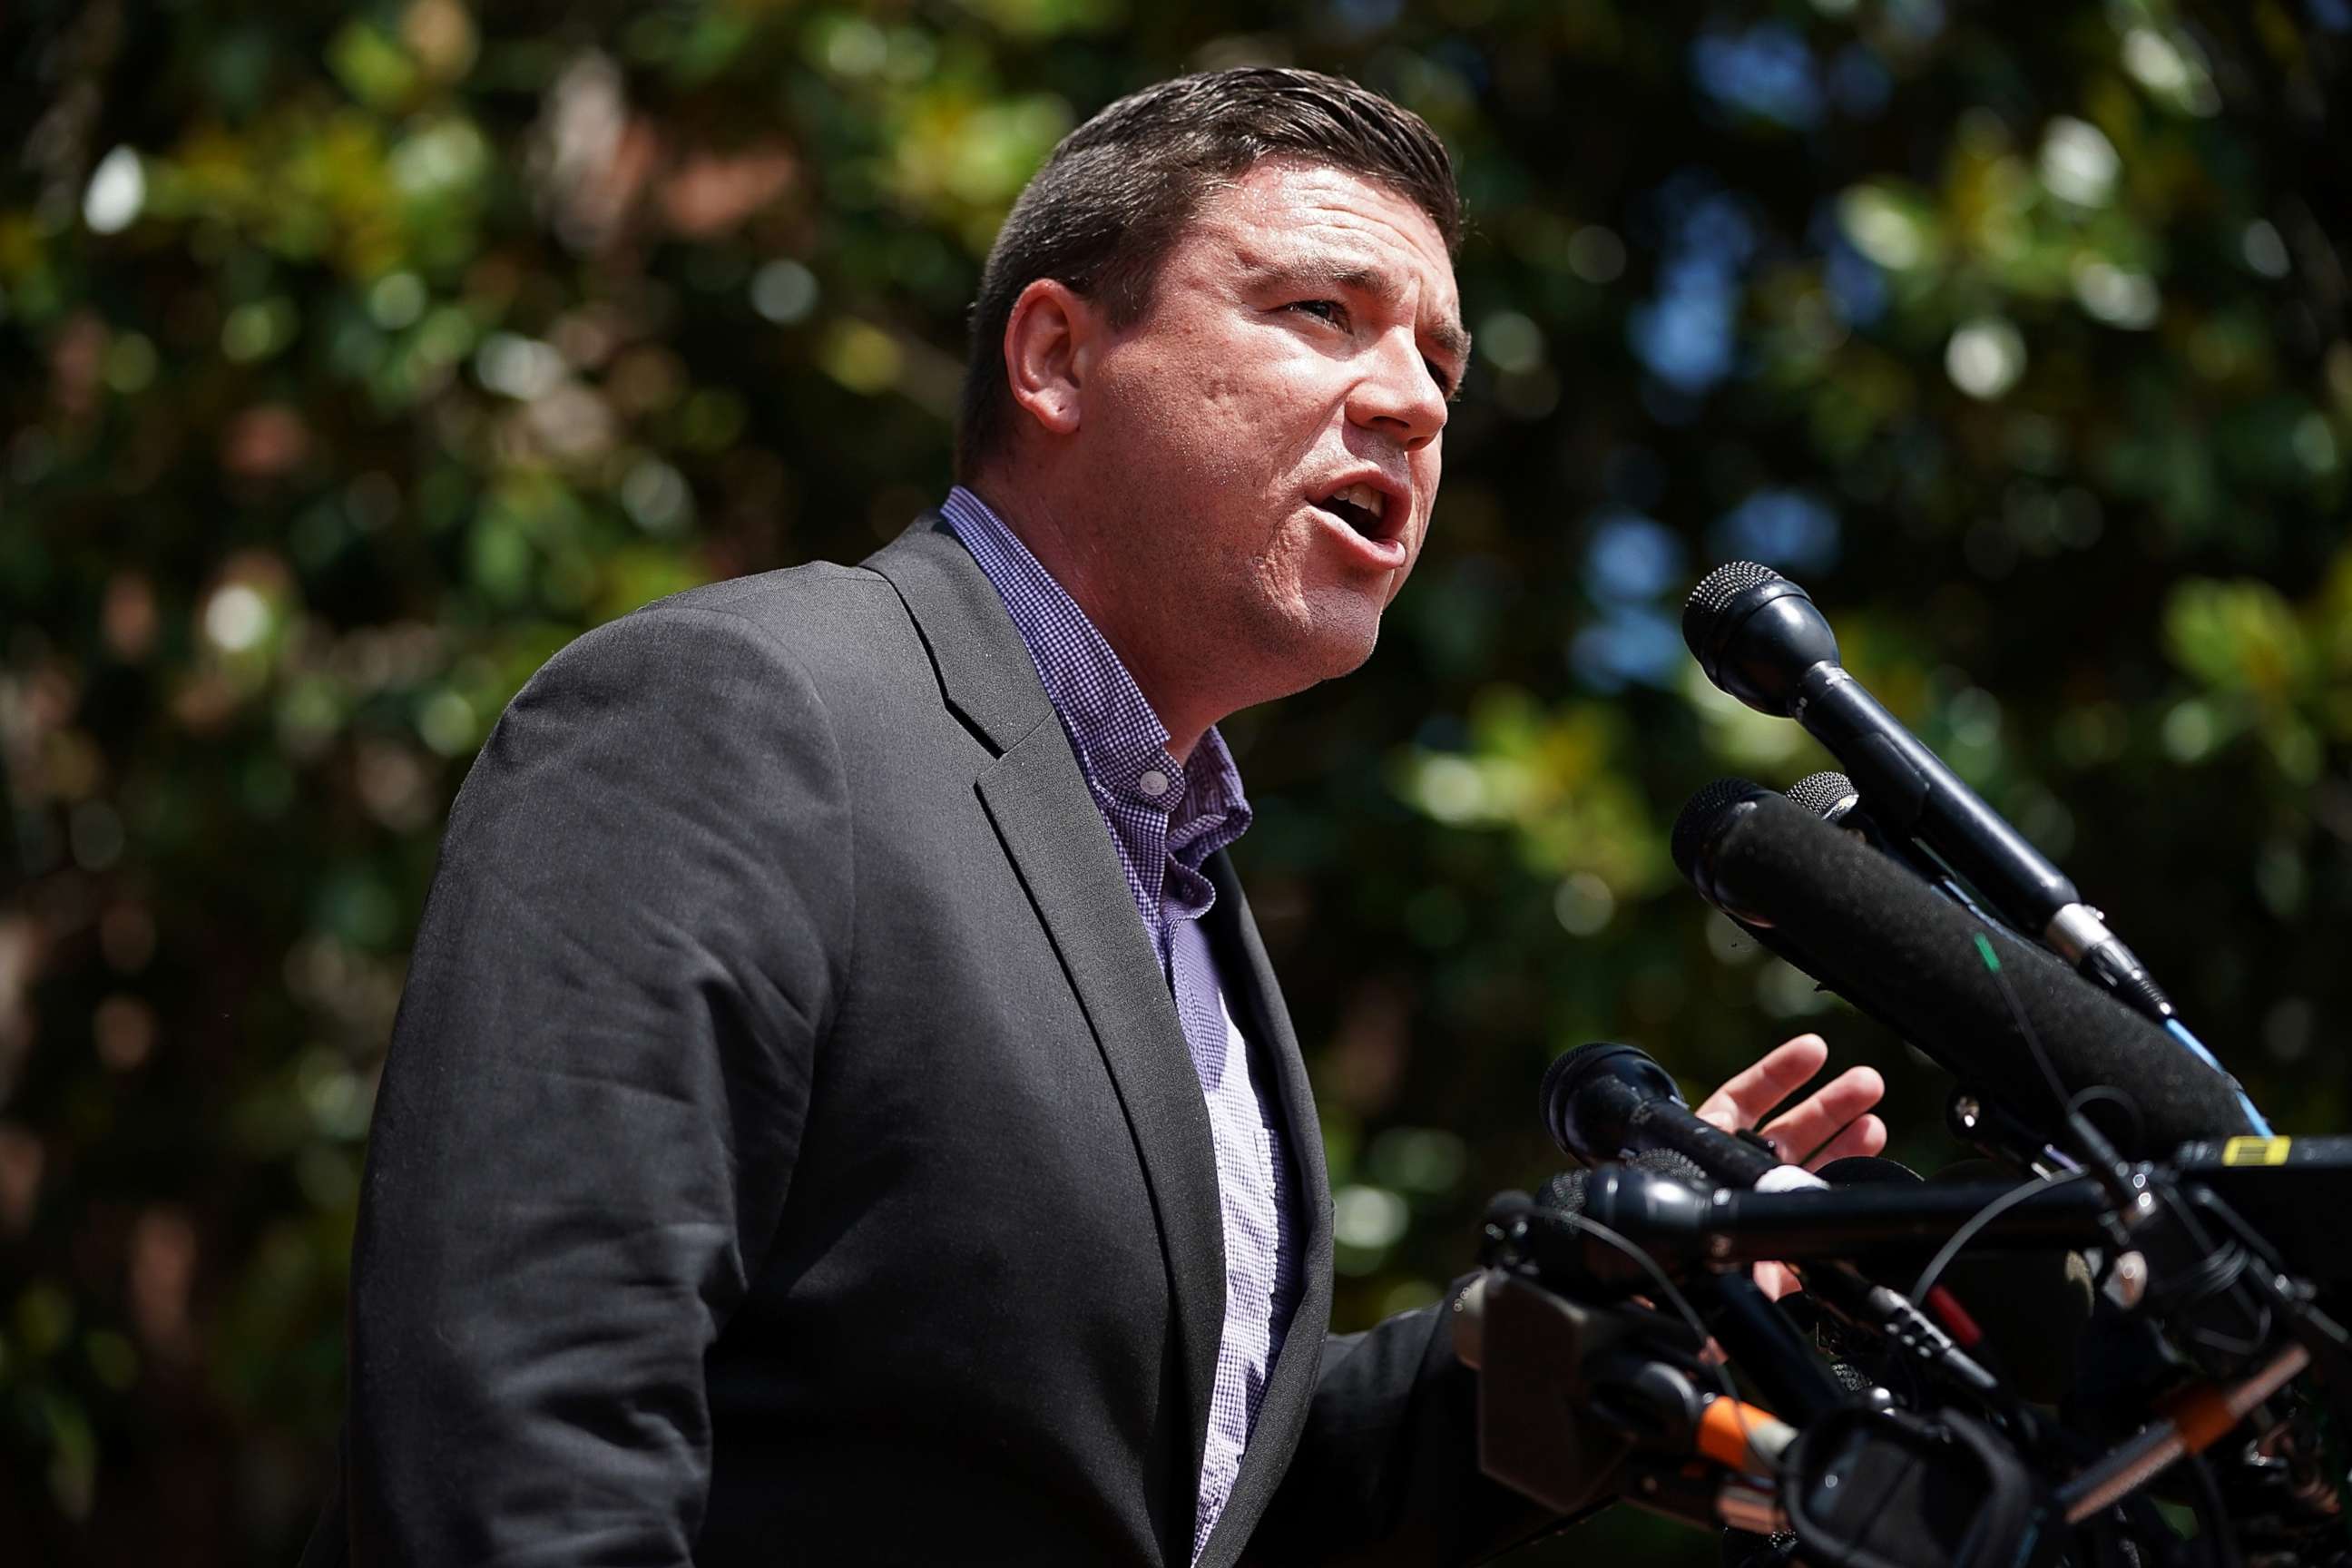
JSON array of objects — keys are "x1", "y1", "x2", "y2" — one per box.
[{"x1": 1138, "y1": 769, "x2": 1171, "y2": 798}]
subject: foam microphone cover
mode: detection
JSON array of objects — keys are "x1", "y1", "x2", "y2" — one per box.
[{"x1": 1677, "y1": 787, "x2": 2251, "y2": 1154}]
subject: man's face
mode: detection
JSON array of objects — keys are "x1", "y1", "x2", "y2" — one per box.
[{"x1": 1077, "y1": 157, "x2": 1465, "y2": 709}]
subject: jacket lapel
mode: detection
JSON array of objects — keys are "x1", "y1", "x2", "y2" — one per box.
[
  {"x1": 1193, "y1": 851, "x2": 1337, "y2": 1568},
  {"x1": 868, "y1": 517, "x2": 1227, "y2": 1556},
  {"x1": 864, "y1": 514, "x2": 1055, "y2": 749}
]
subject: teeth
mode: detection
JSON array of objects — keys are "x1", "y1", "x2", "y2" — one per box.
[{"x1": 1328, "y1": 482, "x2": 1387, "y2": 519}]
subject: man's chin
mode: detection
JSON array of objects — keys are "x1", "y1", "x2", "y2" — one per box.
[
  {"x1": 1223, "y1": 586, "x2": 1390, "y2": 703},
  {"x1": 1298, "y1": 604, "x2": 1386, "y2": 684},
  {"x1": 1330, "y1": 623, "x2": 1382, "y2": 678}
]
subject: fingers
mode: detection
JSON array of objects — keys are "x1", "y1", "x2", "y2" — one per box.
[
  {"x1": 1757, "y1": 1065, "x2": 1886, "y2": 1165},
  {"x1": 1691, "y1": 1033, "x2": 1828, "y2": 1134},
  {"x1": 1751, "y1": 1261, "x2": 1802, "y2": 1302}
]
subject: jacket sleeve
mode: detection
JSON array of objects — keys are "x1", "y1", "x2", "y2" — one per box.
[
  {"x1": 345, "y1": 603, "x2": 852, "y2": 1566},
  {"x1": 1247, "y1": 1278, "x2": 1567, "y2": 1566}
]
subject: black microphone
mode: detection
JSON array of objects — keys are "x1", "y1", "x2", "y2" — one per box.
[
  {"x1": 1565, "y1": 1162, "x2": 2110, "y2": 1263},
  {"x1": 1671, "y1": 781, "x2": 2254, "y2": 1153},
  {"x1": 1542, "y1": 1041, "x2": 2016, "y2": 1397},
  {"x1": 1682, "y1": 563, "x2": 2174, "y2": 1024},
  {"x1": 1541, "y1": 1147, "x2": 1715, "y2": 1214},
  {"x1": 1539, "y1": 1156, "x2": 1850, "y2": 1426},
  {"x1": 1782, "y1": 768, "x2": 1867, "y2": 834},
  {"x1": 1554, "y1": 1160, "x2": 2020, "y2": 1401},
  {"x1": 1543, "y1": 1042, "x2": 1825, "y2": 1194},
  {"x1": 1785, "y1": 769, "x2": 2010, "y2": 931}
]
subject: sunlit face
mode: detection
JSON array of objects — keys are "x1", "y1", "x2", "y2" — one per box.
[{"x1": 1074, "y1": 157, "x2": 1465, "y2": 719}]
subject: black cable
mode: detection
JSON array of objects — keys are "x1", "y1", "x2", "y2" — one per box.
[
  {"x1": 1490, "y1": 1207, "x2": 1799, "y2": 1560},
  {"x1": 1527, "y1": 1178, "x2": 1813, "y2": 1475},
  {"x1": 1909, "y1": 1167, "x2": 2102, "y2": 1308},
  {"x1": 1539, "y1": 1207, "x2": 1749, "y2": 1419},
  {"x1": 1475, "y1": 1198, "x2": 1740, "y2": 1563},
  {"x1": 1972, "y1": 924, "x2": 2157, "y2": 1181},
  {"x1": 1823, "y1": 1161, "x2": 2102, "y2": 1568},
  {"x1": 1971, "y1": 926, "x2": 2080, "y2": 1126}
]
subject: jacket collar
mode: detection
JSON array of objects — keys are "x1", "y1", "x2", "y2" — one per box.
[{"x1": 864, "y1": 513, "x2": 1054, "y2": 755}]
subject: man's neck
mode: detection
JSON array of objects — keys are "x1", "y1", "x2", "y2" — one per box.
[{"x1": 962, "y1": 478, "x2": 1212, "y2": 762}]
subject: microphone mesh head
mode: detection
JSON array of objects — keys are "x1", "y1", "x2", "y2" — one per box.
[
  {"x1": 1786, "y1": 770, "x2": 1858, "y2": 820},
  {"x1": 1628, "y1": 1147, "x2": 1711, "y2": 1188},
  {"x1": 1681, "y1": 561, "x2": 1783, "y2": 659},
  {"x1": 1536, "y1": 1150, "x2": 1711, "y2": 1217},
  {"x1": 1537, "y1": 1168, "x2": 1587, "y2": 1211},
  {"x1": 1671, "y1": 777, "x2": 1765, "y2": 881}
]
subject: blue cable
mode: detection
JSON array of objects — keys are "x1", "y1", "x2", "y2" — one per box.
[{"x1": 2165, "y1": 1018, "x2": 2273, "y2": 1136}]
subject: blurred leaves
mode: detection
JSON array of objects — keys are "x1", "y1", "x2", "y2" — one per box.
[{"x1": 2, "y1": 0, "x2": 2349, "y2": 1563}]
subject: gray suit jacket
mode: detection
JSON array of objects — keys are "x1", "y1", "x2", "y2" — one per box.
[{"x1": 321, "y1": 517, "x2": 1548, "y2": 1566}]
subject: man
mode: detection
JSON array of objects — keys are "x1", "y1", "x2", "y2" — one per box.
[{"x1": 319, "y1": 68, "x2": 1885, "y2": 1566}]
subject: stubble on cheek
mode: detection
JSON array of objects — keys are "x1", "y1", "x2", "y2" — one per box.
[
  {"x1": 1245, "y1": 516, "x2": 1316, "y2": 623},
  {"x1": 1178, "y1": 366, "x2": 1264, "y2": 491}
]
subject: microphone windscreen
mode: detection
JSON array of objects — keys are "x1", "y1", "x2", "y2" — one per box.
[
  {"x1": 1671, "y1": 777, "x2": 1769, "y2": 885},
  {"x1": 1694, "y1": 790, "x2": 2250, "y2": 1153}
]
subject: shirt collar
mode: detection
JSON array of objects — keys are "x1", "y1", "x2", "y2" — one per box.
[{"x1": 941, "y1": 486, "x2": 1251, "y2": 853}]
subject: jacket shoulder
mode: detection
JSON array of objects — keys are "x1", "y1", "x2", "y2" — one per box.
[
  {"x1": 583, "y1": 560, "x2": 950, "y2": 734},
  {"x1": 639, "y1": 560, "x2": 895, "y2": 642}
]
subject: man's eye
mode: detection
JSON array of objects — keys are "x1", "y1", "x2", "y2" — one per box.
[
  {"x1": 1426, "y1": 360, "x2": 1459, "y2": 398},
  {"x1": 1288, "y1": 299, "x2": 1347, "y2": 326}
]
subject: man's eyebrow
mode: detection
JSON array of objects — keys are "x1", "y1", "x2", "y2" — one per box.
[
  {"x1": 1426, "y1": 314, "x2": 1473, "y2": 371},
  {"x1": 1241, "y1": 254, "x2": 1473, "y2": 367}
]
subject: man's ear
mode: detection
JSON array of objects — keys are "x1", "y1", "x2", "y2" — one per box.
[{"x1": 1001, "y1": 278, "x2": 1099, "y2": 439}]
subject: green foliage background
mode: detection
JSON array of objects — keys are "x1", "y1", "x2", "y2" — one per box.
[{"x1": 3, "y1": 1, "x2": 2347, "y2": 1561}]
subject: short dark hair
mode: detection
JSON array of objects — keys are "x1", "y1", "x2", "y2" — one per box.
[{"x1": 954, "y1": 67, "x2": 1462, "y2": 481}]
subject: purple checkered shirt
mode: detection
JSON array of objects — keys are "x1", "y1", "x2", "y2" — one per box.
[{"x1": 943, "y1": 487, "x2": 1302, "y2": 1561}]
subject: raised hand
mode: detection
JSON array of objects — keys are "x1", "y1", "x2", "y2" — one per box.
[
  {"x1": 1691, "y1": 1033, "x2": 1886, "y2": 1299},
  {"x1": 1693, "y1": 1032, "x2": 1886, "y2": 1170}
]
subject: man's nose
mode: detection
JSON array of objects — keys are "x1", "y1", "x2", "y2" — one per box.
[{"x1": 1348, "y1": 328, "x2": 1448, "y2": 451}]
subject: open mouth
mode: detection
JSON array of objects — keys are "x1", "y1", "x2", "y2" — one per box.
[{"x1": 1313, "y1": 480, "x2": 1395, "y2": 540}]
